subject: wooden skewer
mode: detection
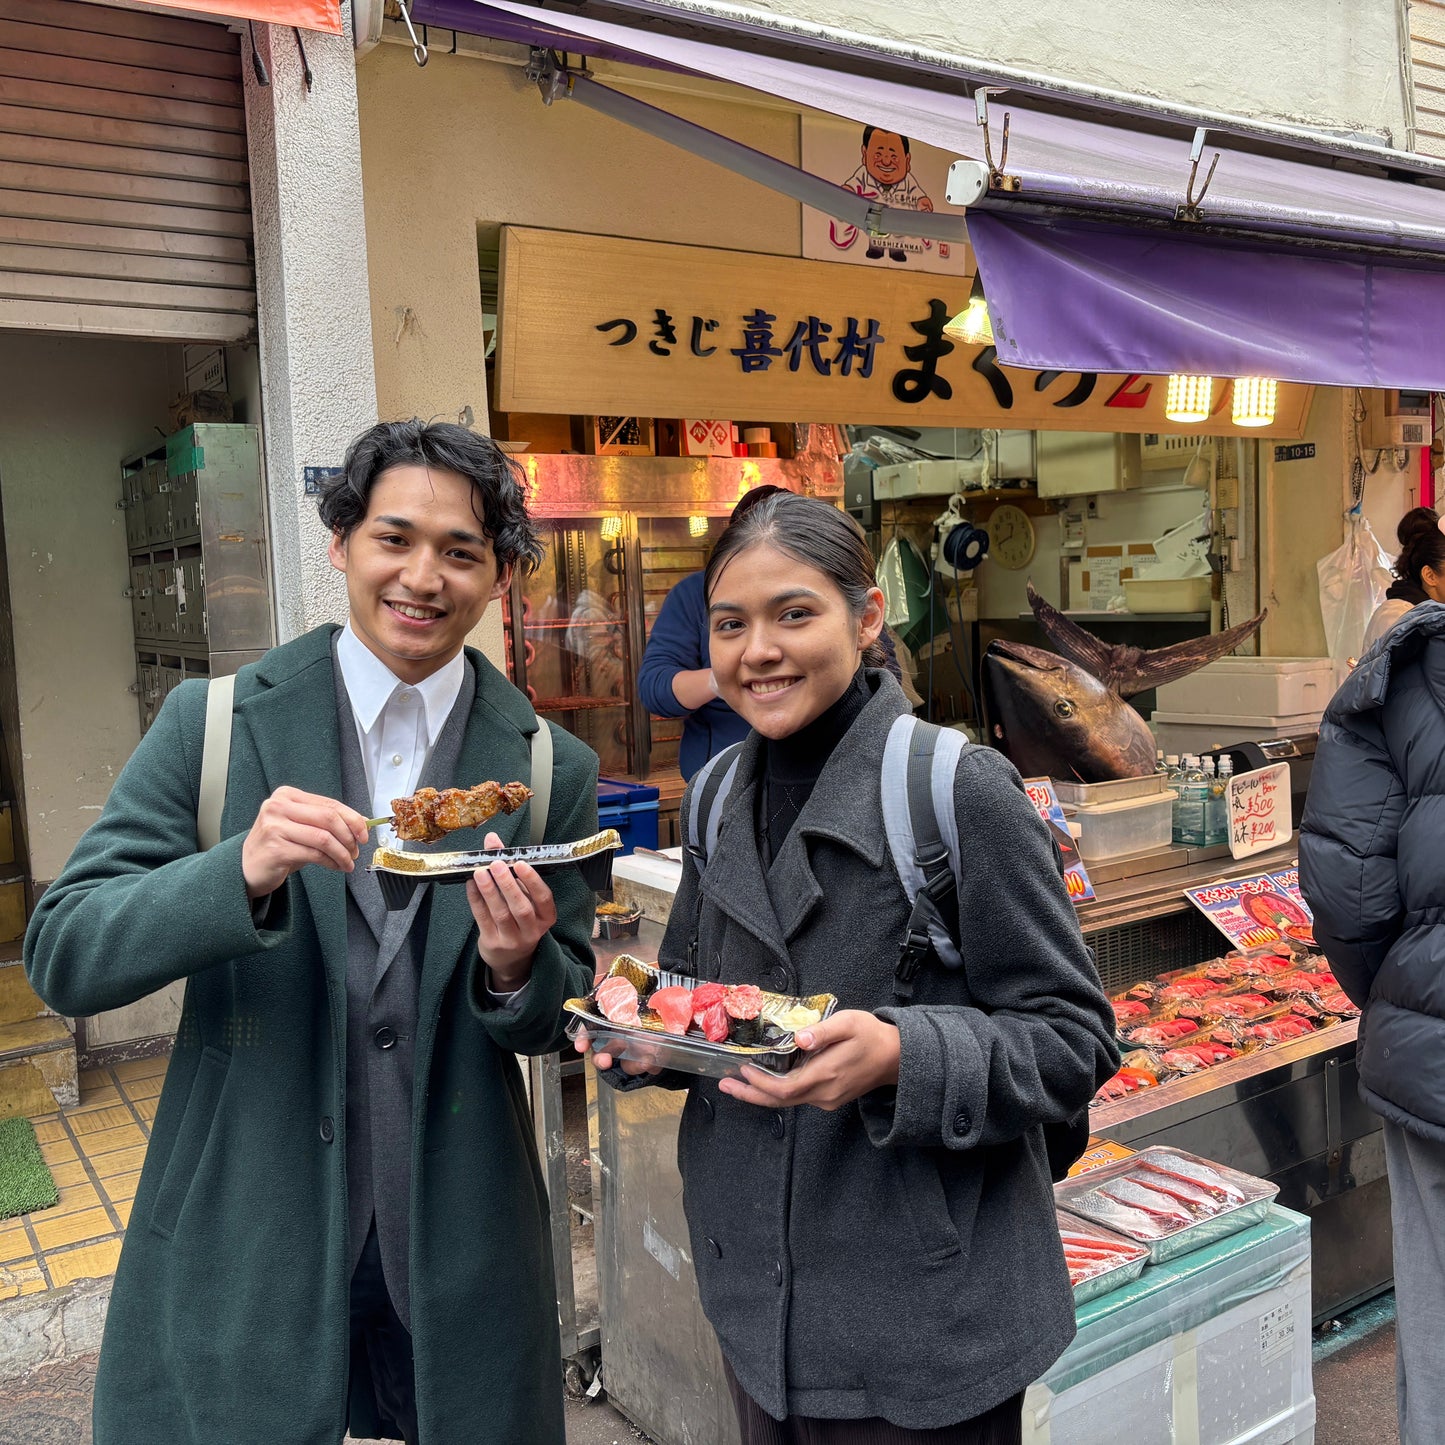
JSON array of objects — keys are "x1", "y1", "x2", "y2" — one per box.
[{"x1": 364, "y1": 816, "x2": 393, "y2": 830}]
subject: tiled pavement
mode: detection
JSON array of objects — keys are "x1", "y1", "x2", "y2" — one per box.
[{"x1": 0, "y1": 1057, "x2": 165, "y2": 1304}]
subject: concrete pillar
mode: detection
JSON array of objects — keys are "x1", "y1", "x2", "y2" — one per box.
[{"x1": 244, "y1": 9, "x2": 378, "y2": 641}]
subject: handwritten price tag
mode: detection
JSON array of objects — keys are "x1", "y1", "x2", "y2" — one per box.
[{"x1": 1227, "y1": 763, "x2": 1292, "y2": 860}]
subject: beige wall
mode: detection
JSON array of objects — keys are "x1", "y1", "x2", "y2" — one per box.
[{"x1": 0, "y1": 333, "x2": 175, "y2": 882}]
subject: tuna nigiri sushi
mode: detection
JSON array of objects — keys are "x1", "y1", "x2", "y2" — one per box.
[{"x1": 647, "y1": 985, "x2": 695, "y2": 1036}]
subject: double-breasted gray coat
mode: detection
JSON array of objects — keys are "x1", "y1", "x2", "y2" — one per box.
[
  {"x1": 24, "y1": 626, "x2": 599, "y2": 1444},
  {"x1": 651, "y1": 673, "x2": 1118, "y2": 1428}
]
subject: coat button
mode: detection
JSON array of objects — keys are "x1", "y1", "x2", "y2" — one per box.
[
  {"x1": 769, "y1": 964, "x2": 790, "y2": 991},
  {"x1": 319, "y1": 1116, "x2": 334, "y2": 1144},
  {"x1": 772, "y1": 1260, "x2": 783, "y2": 1286},
  {"x1": 770, "y1": 1113, "x2": 785, "y2": 1140},
  {"x1": 705, "y1": 1237, "x2": 721, "y2": 1259},
  {"x1": 374, "y1": 1025, "x2": 397, "y2": 1050},
  {"x1": 952, "y1": 1110, "x2": 971, "y2": 1136}
]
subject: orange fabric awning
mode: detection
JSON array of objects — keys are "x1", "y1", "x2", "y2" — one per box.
[{"x1": 142, "y1": 0, "x2": 344, "y2": 35}]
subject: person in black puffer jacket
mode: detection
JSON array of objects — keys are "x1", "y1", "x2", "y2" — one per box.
[{"x1": 1300, "y1": 601, "x2": 1445, "y2": 1445}]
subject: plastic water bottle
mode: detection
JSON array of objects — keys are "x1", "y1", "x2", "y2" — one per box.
[
  {"x1": 1155, "y1": 749, "x2": 1167, "y2": 776},
  {"x1": 1166, "y1": 755, "x2": 1184, "y2": 843},
  {"x1": 1175, "y1": 756, "x2": 1209, "y2": 848},
  {"x1": 1209, "y1": 756, "x2": 1234, "y2": 848}
]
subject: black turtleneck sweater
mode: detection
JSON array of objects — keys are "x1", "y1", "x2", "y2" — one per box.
[{"x1": 758, "y1": 669, "x2": 872, "y2": 863}]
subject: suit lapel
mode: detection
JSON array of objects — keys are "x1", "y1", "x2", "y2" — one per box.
[
  {"x1": 234, "y1": 631, "x2": 349, "y2": 999},
  {"x1": 697, "y1": 739, "x2": 790, "y2": 965}
]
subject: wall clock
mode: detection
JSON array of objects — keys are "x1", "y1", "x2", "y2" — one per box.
[{"x1": 988, "y1": 503, "x2": 1036, "y2": 570}]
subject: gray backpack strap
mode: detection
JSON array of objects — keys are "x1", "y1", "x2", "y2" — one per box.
[
  {"x1": 881, "y1": 714, "x2": 968, "y2": 992},
  {"x1": 685, "y1": 743, "x2": 745, "y2": 864},
  {"x1": 197, "y1": 672, "x2": 236, "y2": 852},
  {"x1": 529, "y1": 721, "x2": 553, "y2": 845}
]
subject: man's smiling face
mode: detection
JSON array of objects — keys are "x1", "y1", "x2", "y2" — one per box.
[
  {"x1": 328, "y1": 463, "x2": 512, "y2": 684},
  {"x1": 864, "y1": 131, "x2": 909, "y2": 186}
]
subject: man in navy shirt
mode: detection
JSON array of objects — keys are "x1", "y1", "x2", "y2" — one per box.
[{"x1": 639, "y1": 486, "x2": 900, "y2": 780}]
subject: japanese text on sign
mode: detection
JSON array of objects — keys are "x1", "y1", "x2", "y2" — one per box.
[
  {"x1": 1228, "y1": 763, "x2": 1292, "y2": 860},
  {"x1": 1023, "y1": 779, "x2": 1094, "y2": 904},
  {"x1": 1184, "y1": 866, "x2": 1315, "y2": 951}
]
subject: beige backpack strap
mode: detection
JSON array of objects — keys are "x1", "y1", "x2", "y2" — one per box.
[
  {"x1": 528, "y1": 720, "x2": 553, "y2": 846},
  {"x1": 197, "y1": 672, "x2": 236, "y2": 851}
]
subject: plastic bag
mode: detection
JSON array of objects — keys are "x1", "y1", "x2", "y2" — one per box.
[
  {"x1": 1316, "y1": 515, "x2": 1392, "y2": 680},
  {"x1": 877, "y1": 535, "x2": 947, "y2": 653}
]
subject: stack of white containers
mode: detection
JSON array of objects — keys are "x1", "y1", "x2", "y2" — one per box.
[{"x1": 1151, "y1": 657, "x2": 1336, "y2": 757}]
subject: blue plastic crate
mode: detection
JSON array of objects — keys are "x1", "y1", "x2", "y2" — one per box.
[{"x1": 597, "y1": 777, "x2": 661, "y2": 855}]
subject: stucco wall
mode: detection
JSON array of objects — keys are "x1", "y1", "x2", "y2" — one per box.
[
  {"x1": 0, "y1": 333, "x2": 173, "y2": 883},
  {"x1": 671, "y1": 0, "x2": 1412, "y2": 143}
]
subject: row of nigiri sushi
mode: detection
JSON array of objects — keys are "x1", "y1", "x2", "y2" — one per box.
[{"x1": 594, "y1": 975, "x2": 774, "y2": 1045}]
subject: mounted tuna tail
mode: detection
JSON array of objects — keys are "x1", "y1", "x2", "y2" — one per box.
[
  {"x1": 982, "y1": 587, "x2": 1269, "y2": 782},
  {"x1": 983, "y1": 642, "x2": 1159, "y2": 782},
  {"x1": 1026, "y1": 583, "x2": 1267, "y2": 698}
]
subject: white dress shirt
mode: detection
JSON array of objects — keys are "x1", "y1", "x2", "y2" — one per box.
[
  {"x1": 335, "y1": 625, "x2": 467, "y2": 848},
  {"x1": 335, "y1": 626, "x2": 526, "y2": 1003}
]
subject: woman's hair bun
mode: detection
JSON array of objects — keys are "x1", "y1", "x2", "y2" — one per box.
[{"x1": 1398, "y1": 506, "x2": 1441, "y2": 549}]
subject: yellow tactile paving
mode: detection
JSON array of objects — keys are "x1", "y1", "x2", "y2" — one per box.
[
  {"x1": 47, "y1": 1237, "x2": 122, "y2": 1289},
  {"x1": 73, "y1": 1123, "x2": 144, "y2": 1158},
  {"x1": 112, "y1": 1057, "x2": 167, "y2": 1083},
  {"x1": 0, "y1": 1225, "x2": 31, "y2": 1266},
  {"x1": 0, "y1": 1260, "x2": 46, "y2": 1301},
  {"x1": 92, "y1": 1144, "x2": 148, "y2": 1179},
  {"x1": 32, "y1": 1205, "x2": 115, "y2": 1253},
  {"x1": 67, "y1": 1104, "x2": 137, "y2": 1136},
  {"x1": 121, "y1": 1073, "x2": 165, "y2": 1101},
  {"x1": 29, "y1": 1116, "x2": 65, "y2": 1145}
]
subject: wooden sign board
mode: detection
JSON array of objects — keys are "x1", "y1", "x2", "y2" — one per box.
[{"x1": 496, "y1": 227, "x2": 1314, "y2": 438}]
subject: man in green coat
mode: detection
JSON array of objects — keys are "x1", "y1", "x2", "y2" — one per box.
[{"x1": 25, "y1": 421, "x2": 599, "y2": 1444}]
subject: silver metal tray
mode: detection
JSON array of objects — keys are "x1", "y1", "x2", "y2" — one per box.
[
  {"x1": 1052, "y1": 774, "x2": 1169, "y2": 807},
  {"x1": 566, "y1": 956, "x2": 838, "y2": 1081},
  {"x1": 1057, "y1": 1210, "x2": 1150, "y2": 1304},
  {"x1": 1054, "y1": 1146, "x2": 1278, "y2": 1263},
  {"x1": 371, "y1": 828, "x2": 622, "y2": 909}
]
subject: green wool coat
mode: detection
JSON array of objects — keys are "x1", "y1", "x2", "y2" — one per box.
[{"x1": 24, "y1": 626, "x2": 599, "y2": 1445}]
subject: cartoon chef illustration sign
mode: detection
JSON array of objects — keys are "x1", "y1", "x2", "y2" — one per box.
[{"x1": 833, "y1": 125, "x2": 938, "y2": 264}]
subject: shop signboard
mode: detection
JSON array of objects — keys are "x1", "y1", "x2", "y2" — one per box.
[
  {"x1": 799, "y1": 115, "x2": 972, "y2": 276},
  {"x1": 1184, "y1": 869, "x2": 1316, "y2": 952},
  {"x1": 497, "y1": 227, "x2": 1314, "y2": 436},
  {"x1": 1023, "y1": 778, "x2": 1095, "y2": 904}
]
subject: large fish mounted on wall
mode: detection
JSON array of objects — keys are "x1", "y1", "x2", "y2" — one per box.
[{"x1": 981, "y1": 585, "x2": 1267, "y2": 783}]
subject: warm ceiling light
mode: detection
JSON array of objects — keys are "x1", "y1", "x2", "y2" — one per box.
[
  {"x1": 943, "y1": 274, "x2": 994, "y2": 346},
  {"x1": 1165, "y1": 374, "x2": 1214, "y2": 424},
  {"x1": 599, "y1": 514, "x2": 624, "y2": 540},
  {"x1": 1231, "y1": 377, "x2": 1278, "y2": 428},
  {"x1": 688, "y1": 514, "x2": 710, "y2": 537}
]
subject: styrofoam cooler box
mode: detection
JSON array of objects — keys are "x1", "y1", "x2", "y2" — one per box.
[
  {"x1": 1155, "y1": 658, "x2": 1335, "y2": 718},
  {"x1": 1152, "y1": 712, "x2": 1320, "y2": 757},
  {"x1": 1025, "y1": 1206, "x2": 1314, "y2": 1445}
]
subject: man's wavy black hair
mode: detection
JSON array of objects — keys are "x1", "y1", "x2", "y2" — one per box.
[{"x1": 318, "y1": 420, "x2": 543, "y2": 575}]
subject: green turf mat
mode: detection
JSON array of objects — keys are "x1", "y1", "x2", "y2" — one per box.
[{"x1": 0, "y1": 1116, "x2": 59, "y2": 1222}]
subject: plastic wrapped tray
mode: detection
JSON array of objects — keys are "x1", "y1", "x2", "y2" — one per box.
[
  {"x1": 1055, "y1": 1147, "x2": 1278, "y2": 1263},
  {"x1": 565, "y1": 956, "x2": 837, "y2": 1080},
  {"x1": 370, "y1": 828, "x2": 622, "y2": 909},
  {"x1": 1057, "y1": 1212, "x2": 1150, "y2": 1304}
]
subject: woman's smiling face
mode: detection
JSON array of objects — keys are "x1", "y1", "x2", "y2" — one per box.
[{"x1": 706, "y1": 541, "x2": 884, "y2": 739}]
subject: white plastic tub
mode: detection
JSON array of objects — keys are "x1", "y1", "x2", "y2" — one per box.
[
  {"x1": 1052, "y1": 774, "x2": 1169, "y2": 808},
  {"x1": 1068, "y1": 791, "x2": 1176, "y2": 862},
  {"x1": 1155, "y1": 657, "x2": 1336, "y2": 718},
  {"x1": 1151, "y1": 711, "x2": 1321, "y2": 757}
]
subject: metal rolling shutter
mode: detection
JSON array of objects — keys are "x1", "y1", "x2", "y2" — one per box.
[
  {"x1": 0, "y1": 0, "x2": 255, "y2": 342},
  {"x1": 1413, "y1": 0, "x2": 1445, "y2": 159}
]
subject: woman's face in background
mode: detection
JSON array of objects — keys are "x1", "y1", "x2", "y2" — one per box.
[{"x1": 706, "y1": 542, "x2": 884, "y2": 739}]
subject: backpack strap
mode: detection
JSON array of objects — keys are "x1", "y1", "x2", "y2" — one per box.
[
  {"x1": 685, "y1": 742, "x2": 745, "y2": 865},
  {"x1": 529, "y1": 720, "x2": 553, "y2": 846},
  {"x1": 197, "y1": 672, "x2": 236, "y2": 852},
  {"x1": 881, "y1": 714, "x2": 968, "y2": 1000}
]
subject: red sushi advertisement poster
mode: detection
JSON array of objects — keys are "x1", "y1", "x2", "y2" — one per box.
[
  {"x1": 1184, "y1": 869, "x2": 1316, "y2": 952},
  {"x1": 1022, "y1": 778, "x2": 1095, "y2": 904}
]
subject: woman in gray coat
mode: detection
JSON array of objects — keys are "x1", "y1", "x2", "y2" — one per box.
[{"x1": 582, "y1": 495, "x2": 1118, "y2": 1443}]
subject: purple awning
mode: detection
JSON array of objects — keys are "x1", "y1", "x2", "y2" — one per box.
[
  {"x1": 416, "y1": 0, "x2": 1445, "y2": 385},
  {"x1": 968, "y1": 213, "x2": 1445, "y2": 389}
]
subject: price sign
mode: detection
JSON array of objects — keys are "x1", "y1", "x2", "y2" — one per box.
[
  {"x1": 1184, "y1": 868, "x2": 1315, "y2": 951},
  {"x1": 1228, "y1": 763, "x2": 1292, "y2": 860},
  {"x1": 1023, "y1": 778, "x2": 1095, "y2": 904}
]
